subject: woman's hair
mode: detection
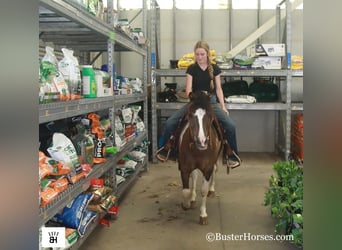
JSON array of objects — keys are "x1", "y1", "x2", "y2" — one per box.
[{"x1": 194, "y1": 40, "x2": 214, "y2": 91}]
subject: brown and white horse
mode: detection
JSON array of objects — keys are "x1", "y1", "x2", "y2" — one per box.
[{"x1": 178, "y1": 91, "x2": 223, "y2": 225}]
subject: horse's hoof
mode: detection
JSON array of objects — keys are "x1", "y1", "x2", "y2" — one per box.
[
  {"x1": 181, "y1": 203, "x2": 190, "y2": 210},
  {"x1": 226, "y1": 166, "x2": 230, "y2": 175},
  {"x1": 199, "y1": 216, "x2": 208, "y2": 225},
  {"x1": 190, "y1": 201, "x2": 196, "y2": 209},
  {"x1": 207, "y1": 191, "x2": 215, "y2": 198}
]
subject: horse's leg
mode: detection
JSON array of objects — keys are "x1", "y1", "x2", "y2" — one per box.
[
  {"x1": 189, "y1": 170, "x2": 198, "y2": 209},
  {"x1": 207, "y1": 164, "x2": 216, "y2": 198},
  {"x1": 180, "y1": 170, "x2": 192, "y2": 210},
  {"x1": 199, "y1": 172, "x2": 211, "y2": 225}
]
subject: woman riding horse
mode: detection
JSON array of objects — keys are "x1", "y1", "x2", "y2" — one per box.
[
  {"x1": 178, "y1": 91, "x2": 222, "y2": 225},
  {"x1": 157, "y1": 40, "x2": 241, "y2": 169}
]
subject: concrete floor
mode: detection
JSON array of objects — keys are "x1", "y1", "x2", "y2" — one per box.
[{"x1": 79, "y1": 152, "x2": 298, "y2": 250}]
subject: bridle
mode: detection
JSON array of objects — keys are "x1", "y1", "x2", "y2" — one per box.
[{"x1": 186, "y1": 106, "x2": 214, "y2": 150}]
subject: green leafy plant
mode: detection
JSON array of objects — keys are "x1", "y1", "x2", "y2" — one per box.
[{"x1": 264, "y1": 160, "x2": 303, "y2": 247}]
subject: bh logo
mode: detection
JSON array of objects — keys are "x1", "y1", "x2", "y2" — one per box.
[{"x1": 41, "y1": 227, "x2": 65, "y2": 248}]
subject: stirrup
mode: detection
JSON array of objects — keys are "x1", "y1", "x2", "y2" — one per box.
[
  {"x1": 156, "y1": 146, "x2": 171, "y2": 162},
  {"x1": 225, "y1": 151, "x2": 242, "y2": 171},
  {"x1": 231, "y1": 151, "x2": 241, "y2": 164}
]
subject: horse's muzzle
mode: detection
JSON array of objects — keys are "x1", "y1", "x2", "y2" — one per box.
[{"x1": 194, "y1": 136, "x2": 209, "y2": 150}]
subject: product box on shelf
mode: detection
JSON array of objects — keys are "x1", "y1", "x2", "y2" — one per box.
[
  {"x1": 247, "y1": 43, "x2": 286, "y2": 57},
  {"x1": 97, "y1": 85, "x2": 113, "y2": 97},
  {"x1": 96, "y1": 73, "x2": 113, "y2": 97},
  {"x1": 251, "y1": 56, "x2": 282, "y2": 69}
]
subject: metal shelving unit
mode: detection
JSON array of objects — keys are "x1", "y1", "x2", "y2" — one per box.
[
  {"x1": 39, "y1": 96, "x2": 114, "y2": 123},
  {"x1": 38, "y1": 132, "x2": 147, "y2": 226},
  {"x1": 150, "y1": 0, "x2": 303, "y2": 162},
  {"x1": 39, "y1": 94, "x2": 146, "y2": 124},
  {"x1": 151, "y1": 69, "x2": 294, "y2": 162},
  {"x1": 115, "y1": 155, "x2": 148, "y2": 202},
  {"x1": 67, "y1": 153, "x2": 147, "y2": 250},
  {"x1": 156, "y1": 101, "x2": 288, "y2": 111},
  {"x1": 39, "y1": 0, "x2": 147, "y2": 55},
  {"x1": 39, "y1": 0, "x2": 149, "y2": 248},
  {"x1": 154, "y1": 68, "x2": 289, "y2": 77}
]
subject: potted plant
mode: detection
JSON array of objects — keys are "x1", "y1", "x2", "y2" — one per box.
[{"x1": 264, "y1": 160, "x2": 303, "y2": 247}]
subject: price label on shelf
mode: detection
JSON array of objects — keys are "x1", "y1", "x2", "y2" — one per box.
[{"x1": 109, "y1": 31, "x2": 115, "y2": 41}]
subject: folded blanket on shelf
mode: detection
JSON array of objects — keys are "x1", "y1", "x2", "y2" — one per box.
[{"x1": 225, "y1": 95, "x2": 257, "y2": 104}]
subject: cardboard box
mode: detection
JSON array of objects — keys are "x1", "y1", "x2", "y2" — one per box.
[
  {"x1": 96, "y1": 74, "x2": 113, "y2": 97},
  {"x1": 252, "y1": 56, "x2": 282, "y2": 69},
  {"x1": 247, "y1": 44, "x2": 286, "y2": 57}
]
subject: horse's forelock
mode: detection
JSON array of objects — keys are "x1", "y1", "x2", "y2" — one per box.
[
  {"x1": 189, "y1": 92, "x2": 211, "y2": 112},
  {"x1": 187, "y1": 98, "x2": 214, "y2": 128}
]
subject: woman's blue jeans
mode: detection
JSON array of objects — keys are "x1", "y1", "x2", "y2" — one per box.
[{"x1": 160, "y1": 96, "x2": 239, "y2": 155}]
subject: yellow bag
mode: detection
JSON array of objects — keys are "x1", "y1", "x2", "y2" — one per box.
[
  {"x1": 177, "y1": 59, "x2": 194, "y2": 69},
  {"x1": 291, "y1": 55, "x2": 303, "y2": 70},
  {"x1": 177, "y1": 50, "x2": 217, "y2": 69}
]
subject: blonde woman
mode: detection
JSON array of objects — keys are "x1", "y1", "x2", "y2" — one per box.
[{"x1": 157, "y1": 41, "x2": 241, "y2": 168}]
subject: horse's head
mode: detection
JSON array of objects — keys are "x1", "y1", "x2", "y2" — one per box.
[{"x1": 187, "y1": 92, "x2": 214, "y2": 150}]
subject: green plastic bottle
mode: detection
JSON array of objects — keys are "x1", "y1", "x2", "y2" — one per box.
[{"x1": 82, "y1": 65, "x2": 97, "y2": 98}]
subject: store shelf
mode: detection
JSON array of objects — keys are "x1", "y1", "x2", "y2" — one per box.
[
  {"x1": 114, "y1": 93, "x2": 146, "y2": 107},
  {"x1": 227, "y1": 102, "x2": 288, "y2": 110},
  {"x1": 118, "y1": 131, "x2": 148, "y2": 155},
  {"x1": 149, "y1": 0, "x2": 301, "y2": 163},
  {"x1": 151, "y1": 67, "x2": 295, "y2": 162},
  {"x1": 69, "y1": 214, "x2": 100, "y2": 250},
  {"x1": 69, "y1": 157, "x2": 148, "y2": 249},
  {"x1": 115, "y1": 156, "x2": 147, "y2": 202},
  {"x1": 39, "y1": 97, "x2": 115, "y2": 124},
  {"x1": 39, "y1": 158, "x2": 114, "y2": 226},
  {"x1": 38, "y1": 0, "x2": 149, "y2": 248},
  {"x1": 39, "y1": 0, "x2": 147, "y2": 55},
  {"x1": 221, "y1": 69, "x2": 288, "y2": 77},
  {"x1": 154, "y1": 69, "x2": 288, "y2": 77},
  {"x1": 39, "y1": 93, "x2": 147, "y2": 123},
  {"x1": 291, "y1": 103, "x2": 303, "y2": 111},
  {"x1": 156, "y1": 102, "x2": 288, "y2": 111},
  {"x1": 114, "y1": 29, "x2": 147, "y2": 56},
  {"x1": 38, "y1": 131, "x2": 147, "y2": 226},
  {"x1": 291, "y1": 70, "x2": 303, "y2": 77}
]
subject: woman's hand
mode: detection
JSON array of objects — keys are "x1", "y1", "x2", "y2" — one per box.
[{"x1": 222, "y1": 105, "x2": 229, "y2": 115}]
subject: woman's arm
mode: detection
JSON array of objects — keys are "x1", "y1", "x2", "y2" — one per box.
[
  {"x1": 215, "y1": 74, "x2": 229, "y2": 114},
  {"x1": 185, "y1": 73, "x2": 193, "y2": 97}
]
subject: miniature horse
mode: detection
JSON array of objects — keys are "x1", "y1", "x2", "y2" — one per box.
[{"x1": 178, "y1": 91, "x2": 223, "y2": 225}]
